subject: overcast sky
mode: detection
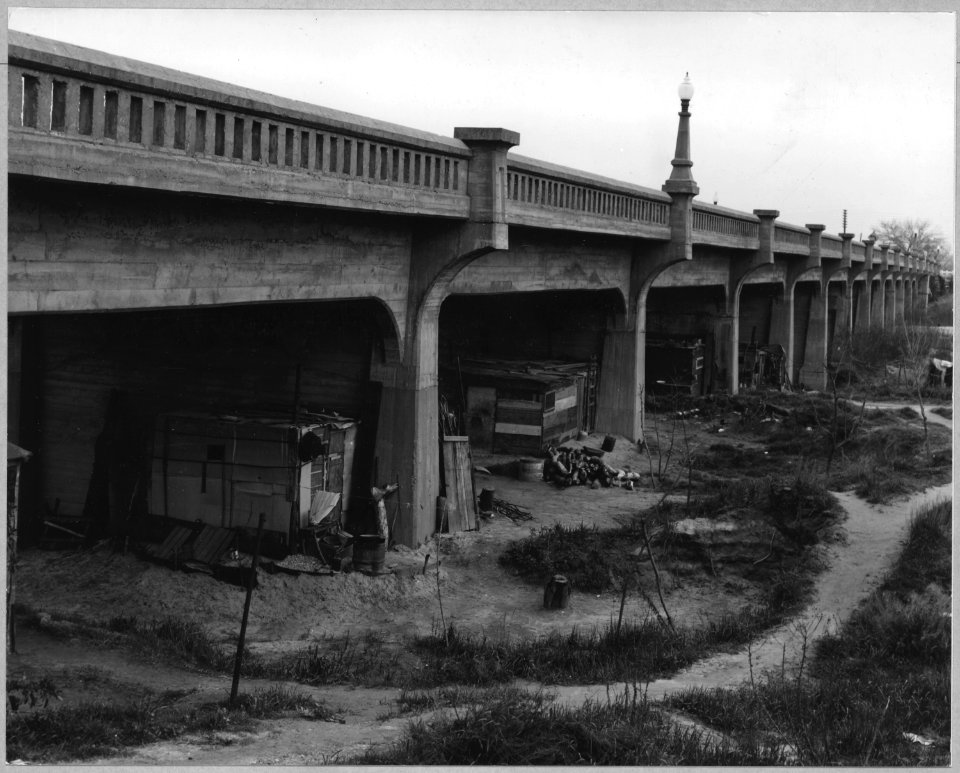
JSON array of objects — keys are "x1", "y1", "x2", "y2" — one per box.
[{"x1": 7, "y1": 8, "x2": 956, "y2": 252}]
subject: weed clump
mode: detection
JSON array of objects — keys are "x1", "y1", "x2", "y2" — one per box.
[
  {"x1": 499, "y1": 523, "x2": 635, "y2": 591},
  {"x1": 247, "y1": 632, "x2": 402, "y2": 687},
  {"x1": 5, "y1": 685, "x2": 332, "y2": 763},
  {"x1": 108, "y1": 615, "x2": 232, "y2": 670}
]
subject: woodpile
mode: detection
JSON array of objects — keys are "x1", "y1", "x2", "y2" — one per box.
[{"x1": 544, "y1": 445, "x2": 642, "y2": 490}]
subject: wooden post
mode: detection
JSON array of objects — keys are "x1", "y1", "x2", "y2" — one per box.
[
  {"x1": 7, "y1": 461, "x2": 21, "y2": 653},
  {"x1": 230, "y1": 513, "x2": 265, "y2": 706}
]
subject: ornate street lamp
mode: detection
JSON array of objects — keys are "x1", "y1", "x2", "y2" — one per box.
[{"x1": 663, "y1": 73, "x2": 699, "y2": 195}]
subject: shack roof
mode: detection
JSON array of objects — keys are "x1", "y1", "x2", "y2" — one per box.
[{"x1": 448, "y1": 359, "x2": 588, "y2": 391}]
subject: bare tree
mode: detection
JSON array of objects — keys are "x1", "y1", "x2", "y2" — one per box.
[{"x1": 871, "y1": 218, "x2": 954, "y2": 271}]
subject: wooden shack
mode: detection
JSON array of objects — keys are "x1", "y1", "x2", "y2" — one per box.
[
  {"x1": 150, "y1": 411, "x2": 356, "y2": 550},
  {"x1": 448, "y1": 360, "x2": 591, "y2": 454},
  {"x1": 645, "y1": 337, "x2": 705, "y2": 396}
]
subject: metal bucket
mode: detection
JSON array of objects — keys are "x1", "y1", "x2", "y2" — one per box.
[
  {"x1": 518, "y1": 458, "x2": 544, "y2": 482},
  {"x1": 353, "y1": 534, "x2": 386, "y2": 573},
  {"x1": 479, "y1": 488, "x2": 496, "y2": 512}
]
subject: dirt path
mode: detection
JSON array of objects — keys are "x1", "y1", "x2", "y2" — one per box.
[
  {"x1": 542, "y1": 482, "x2": 952, "y2": 708},
  {"x1": 844, "y1": 398, "x2": 953, "y2": 429}
]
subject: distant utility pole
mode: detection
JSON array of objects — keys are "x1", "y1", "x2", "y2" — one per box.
[{"x1": 842, "y1": 209, "x2": 848, "y2": 232}]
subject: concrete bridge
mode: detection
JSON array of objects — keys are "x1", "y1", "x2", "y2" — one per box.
[{"x1": 7, "y1": 32, "x2": 942, "y2": 547}]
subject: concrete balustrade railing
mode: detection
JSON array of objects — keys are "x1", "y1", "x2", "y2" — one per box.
[
  {"x1": 820, "y1": 233, "x2": 843, "y2": 258},
  {"x1": 505, "y1": 154, "x2": 671, "y2": 237},
  {"x1": 8, "y1": 32, "x2": 937, "y2": 271},
  {"x1": 691, "y1": 202, "x2": 760, "y2": 248},
  {"x1": 851, "y1": 241, "x2": 867, "y2": 259},
  {"x1": 774, "y1": 223, "x2": 812, "y2": 254},
  {"x1": 8, "y1": 32, "x2": 471, "y2": 217}
]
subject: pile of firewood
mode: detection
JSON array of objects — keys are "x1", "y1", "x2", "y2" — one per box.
[{"x1": 544, "y1": 445, "x2": 643, "y2": 490}]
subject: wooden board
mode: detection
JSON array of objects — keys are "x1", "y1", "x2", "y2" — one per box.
[
  {"x1": 151, "y1": 525, "x2": 195, "y2": 562},
  {"x1": 441, "y1": 436, "x2": 476, "y2": 533},
  {"x1": 191, "y1": 524, "x2": 235, "y2": 565}
]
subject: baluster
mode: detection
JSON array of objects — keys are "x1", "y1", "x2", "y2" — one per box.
[
  {"x1": 200, "y1": 110, "x2": 213, "y2": 156},
  {"x1": 188, "y1": 107, "x2": 200, "y2": 153},
  {"x1": 305, "y1": 130, "x2": 317, "y2": 171},
  {"x1": 163, "y1": 100, "x2": 175, "y2": 149},
  {"x1": 139, "y1": 98, "x2": 156, "y2": 146},
  {"x1": 243, "y1": 117, "x2": 254, "y2": 162},
  {"x1": 63, "y1": 80, "x2": 80, "y2": 134},
  {"x1": 302, "y1": 131, "x2": 312, "y2": 169},
  {"x1": 33, "y1": 74, "x2": 51, "y2": 132},
  {"x1": 114, "y1": 90, "x2": 129, "y2": 143},
  {"x1": 10, "y1": 69, "x2": 24, "y2": 127},
  {"x1": 315, "y1": 133, "x2": 326, "y2": 172},
  {"x1": 89, "y1": 85, "x2": 105, "y2": 138}
]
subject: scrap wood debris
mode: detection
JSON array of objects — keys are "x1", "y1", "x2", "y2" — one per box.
[
  {"x1": 492, "y1": 498, "x2": 533, "y2": 521},
  {"x1": 545, "y1": 445, "x2": 642, "y2": 490}
]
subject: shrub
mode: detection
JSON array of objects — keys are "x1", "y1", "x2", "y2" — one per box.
[{"x1": 499, "y1": 523, "x2": 636, "y2": 591}]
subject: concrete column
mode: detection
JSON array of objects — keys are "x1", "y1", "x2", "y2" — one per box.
[
  {"x1": 369, "y1": 127, "x2": 520, "y2": 547},
  {"x1": 856, "y1": 238, "x2": 875, "y2": 331},
  {"x1": 715, "y1": 313, "x2": 736, "y2": 391},
  {"x1": 721, "y1": 209, "x2": 778, "y2": 394},
  {"x1": 882, "y1": 280, "x2": 894, "y2": 329},
  {"x1": 870, "y1": 279, "x2": 884, "y2": 328},
  {"x1": 799, "y1": 283, "x2": 828, "y2": 389},
  {"x1": 871, "y1": 243, "x2": 890, "y2": 328},
  {"x1": 370, "y1": 318, "x2": 442, "y2": 548},
  {"x1": 768, "y1": 284, "x2": 795, "y2": 384},
  {"x1": 782, "y1": 225, "x2": 824, "y2": 388},
  {"x1": 893, "y1": 276, "x2": 907, "y2": 327},
  {"x1": 597, "y1": 307, "x2": 643, "y2": 440},
  {"x1": 829, "y1": 282, "x2": 849, "y2": 363},
  {"x1": 886, "y1": 247, "x2": 901, "y2": 329},
  {"x1": 894, "y1": 252, "x2": 906, "y2": 325},
  {"x1": 839, "y1": 233, "x2": 856, "y2": 336},
  {"x1": 596, "y1": 243, "x2": 688, "y2": 439}
]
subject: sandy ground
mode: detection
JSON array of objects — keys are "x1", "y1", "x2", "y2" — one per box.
[
  {"x1": 12, "y1": 432, "x2": 746, "y2": 658},
  {"x1": 6, "y1": 400, "x2": 952, "y2": 765}
]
